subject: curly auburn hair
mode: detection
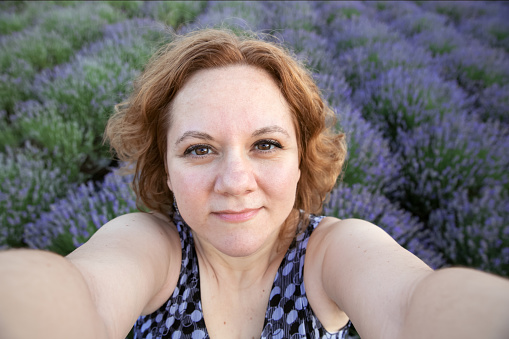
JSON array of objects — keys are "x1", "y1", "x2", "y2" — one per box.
[{"x1": 105, "y1": 27, "x2": 346, "y2": 223}]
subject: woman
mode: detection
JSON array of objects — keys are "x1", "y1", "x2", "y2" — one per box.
[{"x1": 1, "y1": 28, "x2": 509, "y2": 339}]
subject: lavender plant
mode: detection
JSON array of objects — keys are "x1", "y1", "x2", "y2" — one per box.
[
  {"x1": 0, "y1": 143, "x2": 73, "y2": 248},
  {"x1": 370, "y1": 0, "x2": 509, "y2": 121},
  {"x1": 428, "y1": 186, "x2": 509, "y2": 276},
  {"x1": 276, "y1": 29, "x2": 335, "y2": 73},
  {"x1": 261, "y1": 1, "x2": 318, "y2": 32},
  {"x1": 339, "y1": 40, "x2": 434, "y2": 91},
  {"x1": 334, "y1": 103, "x2": 402, "y2": 196},
  {"x1": 313, "y1": 72, "x2": 352, "y2": 107},
  {"x1": 410, "y1": 27, "x2": 466, "y2": 57},
  {"x1": 387, "y1": 10, "x2": 450, "y2": 38},
  {"x1": 396, "y1": 112, "x2": 509, "y2": 220},
  {"x1": 24, "y1": 169, "x2": 137, "y2": 256},
  {"x1": 312, "y1": 72, "x2": 401, "y2": 194},
  {"x1": 0, "y1": 2, "x2": 126, "y2": 113},
  {"x1": 184, "y1": 0, "x2": 268, "y2": 33},
  {"x1": 141, "y1": 1, "x2": 206, "y2": 29},
  {"x1": 0, "y1": 2, "x2": 124, "y2": 73},
  {"x1": 0, "y1": 1, "x2": 55, "y2": 35},
  {"x1": 364, "y1": 1, "x2": 421, "y2": 22},
  {"x1": 438, "y1": 40, "x2": 509, "y2": 93},
  {"x1": 420, "y1": 1, "x2": 509, "y2": 52},
  {"x1": 312, "y1": 1, "x2": 371, "y2": 27},
  {"x1": 353, "y1": 66, "x2": 470, "y2": 144},
  {"x1": 38, "y1": 2, "x2": 124, "y2": 49},
  {"x1": 105, "y1": 1, "x2": 144, "y2": 19},
  {"x1": 324, "y1": 183, "x2": 445, "y2": 269},
  {"x1": 460, "y1": 16, "x2": 509, "y2": 52},
  {"x1": 418, "y1": 1, "x2": 492, "y2": 25},
  {"x1": 477, "y1": 84, "x2": 509, "y2": 124},
  {"x1": 1, "y1": 100, "x2": 94, "y2": 180},
  {"x1": 0, "y1": 59, "x2": 34, "y2": 116},
  {"x1": 326, "y1": 15, "x2": 399, "y2": 55},
  {"x1": 30, "y1": 19, "x2": 163, "y2": 176}
]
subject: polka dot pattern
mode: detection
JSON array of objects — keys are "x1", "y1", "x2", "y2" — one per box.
[{"x1": 133, "y1": 213, "x2": 350, "y2": 338}]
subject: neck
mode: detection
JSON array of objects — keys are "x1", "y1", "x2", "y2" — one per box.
[{"x1": 193, "y1": 228, "x2": 292, "y2": 291}]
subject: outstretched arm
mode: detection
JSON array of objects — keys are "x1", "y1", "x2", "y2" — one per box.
[
  {"x1": 398, "y1": 266, "x2": 509, "y2": 339},
  {"x1": 0, "y1": 249, "x2": 109, "y2": 339},
  {"x1": 309, "y1": 218, "x2": 509, "y2": 339},
  {"x1": 0, "y1": 212, "x2": 181, "y2": 339}
]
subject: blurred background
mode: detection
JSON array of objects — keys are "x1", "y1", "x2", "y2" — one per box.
[{"x1": 1, "y1": 1, "x2": 508, "y2": 336}]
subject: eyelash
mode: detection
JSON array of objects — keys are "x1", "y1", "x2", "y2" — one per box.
[
  {"x1": 254, "y1": 139, "x2": 283, "y2": 152},
  {"x1": 183, "y1": 139, "x2": 283, "y2": 157}
]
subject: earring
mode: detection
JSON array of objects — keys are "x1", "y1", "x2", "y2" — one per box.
[{"x1": 172, "y1": 193, "x2": 180, "y2": 215}]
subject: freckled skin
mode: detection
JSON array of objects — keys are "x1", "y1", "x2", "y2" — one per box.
[{"x1": 166, "y1": 65, "x2": 301, "y2": 259}]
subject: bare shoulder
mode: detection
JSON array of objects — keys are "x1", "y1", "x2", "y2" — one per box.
[
  {"x1": 66, "y1": 212, "x2": 182, "y2": 338},
  {"x1": 307, "y1": 216, "x2": 433, "y2": 339},
  {"x1": 68, "y1": 211, "x2": 181, "y2": 275},
  {"x1": 309, "y1": 216, "x2": 427, "y2": 263},
  {"x1": 80, "y1": 211, "x2": 179, "y2": 245}
]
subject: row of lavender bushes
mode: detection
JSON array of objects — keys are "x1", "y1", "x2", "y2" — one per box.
[
  {"x1": 0, "y1": 1, "x2": 205, "y2": 249},
  {"x1": 1, "y1": 1, "x2": 508, "y2": 280},
  {"x1": 321, "y1": 1, "x2": 509, "y2": 276}
]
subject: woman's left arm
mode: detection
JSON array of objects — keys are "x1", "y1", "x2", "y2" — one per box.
[
  {"x1": 398, "y1": 266, "x2": 509, "y2": 339},
  {"x1": 308, "y1": 217, "x2": 509, "y2": 339}
]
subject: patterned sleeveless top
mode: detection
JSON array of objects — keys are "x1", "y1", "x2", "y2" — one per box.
[{"x1": 133, "y1": 213, "x2": 350, "y2": 339}]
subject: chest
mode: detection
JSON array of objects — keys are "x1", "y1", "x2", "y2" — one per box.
[
  {"x1": 200, "y1": 280, "x2": 274, "y2": 339},
  {"x1": 133, "y1": 216, "x2": 349, "y2": 338}
]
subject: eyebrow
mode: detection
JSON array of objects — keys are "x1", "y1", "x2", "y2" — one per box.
[
  {"x1": 175, "y1": 131, "x2": 215, "y2": 145},
  {"x1": 175, "y1": 125, "x2": 290, "y2": 145},
  {"x1": 252, "y1": 125, "x2": 290, "y2": 138}
]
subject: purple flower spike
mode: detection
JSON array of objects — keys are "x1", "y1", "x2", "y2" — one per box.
[
  {"x1": 24, "y1": 167, "x2": 137, "y2": 255},
  {"x1": 429, "y1": 186, "x2": 509, "y2": 276},
  {"x1": 324, "y1": 183, "x2": 446, "y2": 269}
]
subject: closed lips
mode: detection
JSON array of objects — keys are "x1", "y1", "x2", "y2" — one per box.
[{"x1": 212, "y1": 208, "x2": 261, "y2": 222}]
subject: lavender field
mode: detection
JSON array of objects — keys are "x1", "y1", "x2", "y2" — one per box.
[{"x1": 1, "y1": 0, "x2": 508, "y2": 284}]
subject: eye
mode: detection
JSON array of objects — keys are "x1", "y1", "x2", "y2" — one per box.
[
  {"x1": 184, "y1": 144, "x2": 213, "y2": 156},
  {"x1": 254, "y1": 139, "x2": 282, "y2": 151}
]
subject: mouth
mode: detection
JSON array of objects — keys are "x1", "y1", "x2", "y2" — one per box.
[{"x1": 212, "y1": 208, "x2": 262, "y2": 223}]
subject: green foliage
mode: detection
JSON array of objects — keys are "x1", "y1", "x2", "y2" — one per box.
[
  {"x1": 433, "y1": 5, "x2": 462, "y2": 24},
  {"x1": 0, "y1": 2, "x2": 128, "y2": 113},
  {"x1": 15, "y1": 103, "x2": 95, "y2": 180},
  {"x1": 375, "y1": 2, "x2": 387, "y2": 11},
  {"x1": 152, "y1": 1, "x2": 206, "y2": 28},
  {"x1": 490, "y1": 27, "x2": 509, "y2": 43},
  {"x1": 0, "y1": 144, "x2": 73, "y2": 247},
  {"x1": 0, "y1": 2, "x2": 56, "y2": 34},
  {"x1": 427, "y1": 41, "x2": 457, "y2": 56},
  {"x1": 340, "y1": 7, "x2": 361, "y2": 19},
  {"x1": 106, "y1": 1, "x2": 144, "y2": 18},
  {"x1": 461, "y1": 64, "x2": 506, "y2": 88},
  {"x1": 40, "y1": 3, "x2": 124, "y2": 48}
]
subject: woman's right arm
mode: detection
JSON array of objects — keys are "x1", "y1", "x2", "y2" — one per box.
[{"x1": 0, "y1": 212, "x2": 182, "y2": 339}]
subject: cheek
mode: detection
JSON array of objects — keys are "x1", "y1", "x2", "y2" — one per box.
[
  {"x1": 260, "y1": 160, "x2": 301, "y2": 198},
  {"x1": 169, "y1": 167, "x2": 211, "y2": 199}
]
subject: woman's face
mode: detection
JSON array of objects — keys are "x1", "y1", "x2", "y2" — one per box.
[{"x1": 166, "y1": 65, "x2": 301, "y2": 257}]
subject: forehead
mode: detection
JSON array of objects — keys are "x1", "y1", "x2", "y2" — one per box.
[{"x1": 169, "y1": 65, "x2": 295, "y2": 135}]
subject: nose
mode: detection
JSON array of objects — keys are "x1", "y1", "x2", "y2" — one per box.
[{"x1": 214, "y1": 152, "x2": 257, "y2": 196}]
